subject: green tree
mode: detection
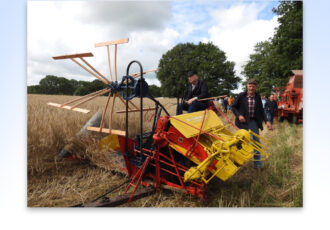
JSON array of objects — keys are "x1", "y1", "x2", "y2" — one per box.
[
  {"x1": 242, "y1": 1, "x2": 303, "y2": 95},
  {"x1": 38, "y1": 75, "x2": 74, "y2": 95},
  {"x1": 27, "y1": 85, "x2": 42, "y2": 94},
  {"x1": 73, "y1": 79, "x2": 107, "y2": 96},
  {"x1": 157, "y1": 42, "x2": 239, "y2": 99},
  {"x1": 272, "y1": 0, "x2": 303, "y2": 76},
  {"x1": 148, "y1": 85, "x2": 162, "y2": 97}
]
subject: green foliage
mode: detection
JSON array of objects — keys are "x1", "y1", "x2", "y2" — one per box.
[
  {"x1": 38, "y1": 75, "x2": 74, "y2": 95},
  {"x1": 242, "y1": 1, "x2": 303, "y2": 96},
  {"x1": 148, "y1": 84, "x2": 162, "y2": 97},
  {"x1": 157, "y1": 42, "x2": 240, "y2": 98},
  {"x1": 27, "y1": 85, "x2": 42, "y2": 94},
  {"x1": 27, "y1": 75, "x2": 107, "y2": 95}
]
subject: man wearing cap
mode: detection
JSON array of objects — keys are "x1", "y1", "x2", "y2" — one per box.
[
  {"x1": 176, "y1": 71, "x2": 209, "y2": 115},
  {"x1": 232, "y1": 78, "x2": 272, "y2": 169}
]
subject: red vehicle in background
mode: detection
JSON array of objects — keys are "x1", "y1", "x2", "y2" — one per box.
[{"x1": 274, "y1": 70, "x2": 303, "y2": 124}]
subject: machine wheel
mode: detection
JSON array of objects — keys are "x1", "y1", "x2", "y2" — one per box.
[{"x1": 278, "y1": 116, "x2": 284, "y2": 122}]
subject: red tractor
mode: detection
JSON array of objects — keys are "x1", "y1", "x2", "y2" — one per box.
[{"x1": 275, "y1": 70, "x2": 303, "y2": 124}]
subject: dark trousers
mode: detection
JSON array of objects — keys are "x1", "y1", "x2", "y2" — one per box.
[
  {"x1": 176, "y1": 101, "x2": 208, "y2": 115},
  {"x1": 248, "y1": 120, "x2": 262, "y2": 168}
]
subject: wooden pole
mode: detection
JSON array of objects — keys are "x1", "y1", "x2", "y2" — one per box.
[
  {"x1": 71, "y1": 89, "x2": 110, "y2": 109},
  {"x1": 131, "y1": 69, "x2": 158, "y2": 79},
  {"x1": 116, "y1": 108, "x2": 156, "y2": 113},
  {"x1": 100, "y1": 92, "x2": 112, "y2": 133},
  {"x1": 117, "y1": 95, "x2": 129, "y2": 108},
  {"x1": 47, "y1": 102, "x2": 90, "y2": 114},
  {"x1": 116, "y1": 96, "x2": 140, "y2": 112},
  {"x1": 71, "y1": 58, "x2": 109, "y2": 84},
  {"x1": 197, "y1": 95, "x2": 227, "y2": 102},
  {"x1": 129, "y1": 101, "x2": 139, "y2": 110},
  {"x1": 60, "y1": 88, "x2": 108, "y2": 107},
  {"x1": 87, "y1": 127, "x2": 125, "y2": 136},
  {"x1": 106, "y1": 45, "x2": 113, "y2": 81},
  {"x1": 108, "y1": 94, "x2": 117, "y2": 133},
  {"x1": 80, "y1": 57, "x2": 110, "y2": 84},
  {"x1": 114, "y1": 44, "x2": 117, "y2": 81}
]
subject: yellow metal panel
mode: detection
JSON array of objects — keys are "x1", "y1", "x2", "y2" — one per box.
[
  {"x1": 213, "y1": 159, "x2": 238, "y2": 181},
  {"x1": 170, "y1": 110, "x2": 223, "y2": 138},
  {"x1": 98, "y1": 134, "x2": 120, "y2": 151}
]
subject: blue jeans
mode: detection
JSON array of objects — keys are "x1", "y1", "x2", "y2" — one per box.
[
  {"x1": 248, "y1": 119, "x2": 262, "y2": 168},
  {"x1": 176, "y1": 101, "x2": 208, "y2": 115},
  {"x1": 266, "y1": 111, "x2": 274, "y2": 125}
]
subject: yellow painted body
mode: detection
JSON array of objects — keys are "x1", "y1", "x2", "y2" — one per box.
[
  {"x1": 170, "y1": 109, "x2": 224, "y2": 138},
  {"x1": 170, "y1": 110, "x2": 269, "y2": 184},
  {"x1": 98, "y1": 134, "x2": 121, "y2": 151}
]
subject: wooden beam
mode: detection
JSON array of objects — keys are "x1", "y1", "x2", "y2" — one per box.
[
  {"x1": 197, "y1": 95, "x2": 227, "y2": 102},
  {"x1": 117, "y1": 95, "x2": 129, "y2": 108},
  {"x1": 100, "y1": 93, "x2": 112, "y2": 133},
  {"x1": 116, "y1": 108, "x2": 156, "y2": 114},
  {"x1": 114, "y1": 44, "x2": 117, "y2": 81},
  {"x1": 94, "y1": 38, "x2": 129, "y2": 47},
  {"x1": 70, "y1": 58, "x2": 110, "y2": 84},
  {"x1": 47, "y1": 102, "x2": 90, "y2": 114},
  {"x1": 128, "y1": 101, "x2": 139, "y2": 110},
  {"x1": 130, "y1": 69, "x2": 158, "y2": 79},
  {"x1": 53, "y1": 52, "x2": 93, "y2": 60},
  {"x1": 106, "y1": 45, "x2": 113, "y2": 81},
  {"x1": 87, "y1": 127, "x2": 126, "y2": 136},
  {"x1": 108, "y1": 94, "x2": 117, "y2": 132},
  {"x1": 61, "y1": 88, "x2": 108, "y2": 107},
  {"x1": 71, "y1": 89, "x2": 110, "y2": 109},
  {"x1": 80, "y1": 57, "x2": 109, "y2": 84}
]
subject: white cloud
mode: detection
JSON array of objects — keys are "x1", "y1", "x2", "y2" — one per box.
[
  {"x1": 27, "y1": 1, "x2": 279, "y2": 92},
  {"x1": 208, "y1": 2, "x2": 278, "y2": 84},
  {"x1": 27, "y1": 1, "x2": 173, "y2": 85}
]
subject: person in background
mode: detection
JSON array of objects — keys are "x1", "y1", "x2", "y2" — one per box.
[
  {"x1": 228, "y1": 95, "x2": 234, "y2": 111},
  {"x1": 223, "y1": 97, "x2": 228, "y2": 113},
  {"x1": 176, "y1": 71, "x2": 209, "y2": 115},
  {"x1": 232, "y1": 79, "x2": 272, "y2": 169},
  {"x1": 261, "y1": 95, "x2": 266, "y2": 109},
  {"x1": 264, "y1": 95, "x2": 277, "y2": 125}
]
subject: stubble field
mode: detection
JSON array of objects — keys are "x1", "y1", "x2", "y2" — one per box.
[{"x1": 27, "y1": 94, "x2": 302, "y2": 207}]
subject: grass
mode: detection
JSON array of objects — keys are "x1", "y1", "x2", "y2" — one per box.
[{"x1": 27, "y1": 94, "x2": 302, "y2": 207}]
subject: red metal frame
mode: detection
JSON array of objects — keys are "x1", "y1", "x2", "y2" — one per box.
[
  {"x1": 117, "y1": 108, "x2": 241, "y2": 201},
  {"x1": 274, "y1": 71, "x2": 303, "y2": 123}
]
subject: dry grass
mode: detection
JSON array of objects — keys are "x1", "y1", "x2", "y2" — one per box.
[{"x1": 27, "y1": 94, "x2": 302, "y2": 207}]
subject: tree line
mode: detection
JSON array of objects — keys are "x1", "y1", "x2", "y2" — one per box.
[{"x1": 27, "y1": 75, "x2": 162, "y2": 97}]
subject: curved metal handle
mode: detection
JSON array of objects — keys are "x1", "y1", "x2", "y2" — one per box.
[
  {"x1": 120, "y1": 75, "x2": 136, "y2": 100},
  {"x1": 126, "y1": 60, "x2": 144, "y2": 79}
]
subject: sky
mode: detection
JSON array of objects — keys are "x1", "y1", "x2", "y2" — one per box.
[
  {"x1": 27, "y1": 0, "x2": 279, "y2": 90},
  {"x1": 2, "y1": 0, "x2": 330, "y2": 229}
]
